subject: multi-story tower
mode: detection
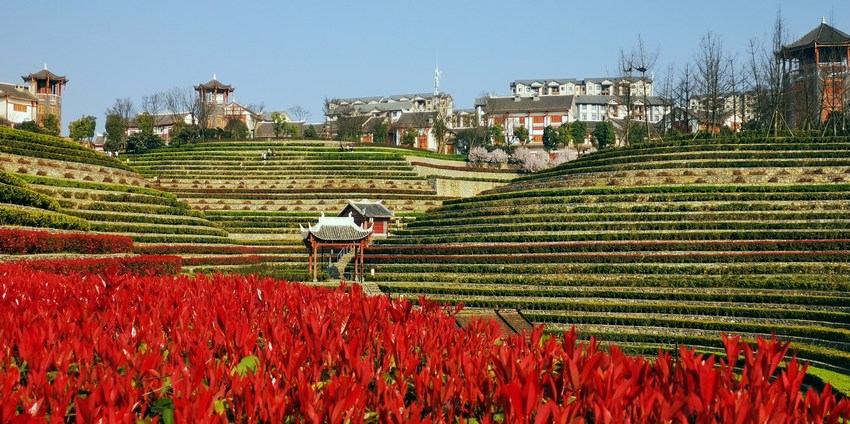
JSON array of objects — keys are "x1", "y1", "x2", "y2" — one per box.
[
  {"x1": 194, "y1": 75, "x2": 235, "y2": 129},
  {"x1": 778, "y1": 19, "x2": 850, "y2": 127},
  {"x1": 22, "y1": 65, "x2": 68, "y2": 126}
]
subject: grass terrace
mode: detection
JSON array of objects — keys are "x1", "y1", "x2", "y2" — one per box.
[{"x1": 366, "y1": 135, "x2": 850, "y2": 381}]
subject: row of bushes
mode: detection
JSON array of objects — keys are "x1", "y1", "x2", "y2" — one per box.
[
  {"x1": 371, "y1": 261, "x2": 850, "y2": 276},
  {"x1": 133, "y1": 244, "x2": 298, "y2": 255},
  {"x1": 10, "y1": 255, "x2": 182, "y2": 276},
  {"x1": 128, "y1": 234, "x2": 234, "y2": 244},
  {"x1": 417, "y1": 199, "x2": 850, "y2": 221},
  {"x1": 445, "y1": 183, "x2": 850, "y2": 206},
  {"x1": 89, "y1": 222, "x2": 229, "y2": 237},
  {"x1": 407, "y1": 211, "x2": 850, "y2": 228},
  {"x1": 395, "y1": 221, "x2": 850, "y2": 238},
  {"x1": 380, "y1": 229, "x2": 850, "y2": 244},
  {"x1": 0, "y1": 140, "x2": 132, "y2": 172},
  {"x1": 170, "y1": 187, "x2": 433, "y2": 196},
  {"x1": 69, "y1": 201, "x2": 205, "y2": 218},
  {"x1": 0, "y1": 205, "x2": 90, "y2": 231},
  {"x1": 416, "y1": 296, "x2": 850, "y2": 323},
  {"x1": 551, "y1": 150, "x2": 850, "y2": 172},
  {"x1": 0, "y1": 228, "x2": 133, "y2": 254},
  {"x1": 1, "y1": 176, "x2": 60, "y2": 211},
  {"x1": 368, "y1": 272, "x2": 850, "y2": 291},
  {"x1": 63, "y1": 210, "x2": 215, "y2": 227},
  {"x1": 382, "y1": 283, "x2": 847, "y2": 307},
  {"x1": 525, "y1": 313, "x2": 850, "y2": 345},
  {"x1": 368, "y1": 250, "x2": 850, "y2": 264},
  {"x1": 19, "y1": 175, "x2": 175, "y2": 200}
]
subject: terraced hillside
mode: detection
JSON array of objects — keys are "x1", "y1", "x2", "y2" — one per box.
[
  {"x1": 125, "y1": 141, "x2": 457, "y2": 241},
  {"x1": 366, "y1": 136, "x2": 850, "y2": 379},
  {"x1": 0, "y1": 127, "x2": 306, "y2": 275}
]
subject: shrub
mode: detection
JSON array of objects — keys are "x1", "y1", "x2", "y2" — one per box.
[{"x1": 0, "y1": 229, "x2": 134, "y2": 254}]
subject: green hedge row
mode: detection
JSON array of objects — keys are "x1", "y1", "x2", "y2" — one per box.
[
  {"x1": 370, "y1": 240, "x2": 850, "y2": 255},
  {"x1": 370, "y1": 261, "x2": 850, "y2": 275},
  {"x1": 0, "y1": 140, "x2": 133, "y2": 172},
  {"x1": 1, "y1": 181, "x2": 60, "y2": 211},
  {"x1": 525, "y1": 313, "x2": 850, "y2": 345},
  {"x1": 0, "y1": 205, "x2": 90, "y2": 230},
  {"x1": 368, "y1": 272, "x2": 850, "y2": 291},
  {"x1": 126, "y1": 234, "x2": 233, "y2": 244},
  {"x1": 418, "y1": 296, "x2": 850, "y2": 323},
  {"x1": 394, "y1": 220, "x2": 850, "y2": 237},
  {"x1": 368, "y1": 251, "x2": 850, "y2": 266},
  {"x1": 378, "y1": 229, "x2": 850, "y2": 244},
  {"x1": 380, "y1": 284, "x2": 848, "y2": 307},
  {"x1": 19, "y1": 175, "x2": 175, "y2": 199},
  {"x1": 89, "y1": 222, "x2": 229, "y2": 237},
  {"x1": 64, "y1": 210, "x2": 217, "y2": 227},
  {"x1": 66, "y1": 201, "x2": 204, "y2": 218},
  {"x1": 407, "y1": 211, "x2": 850, "y2": 229},
  {"x1": 50, "y1": 190, "x2": 182, "y2": 207}
]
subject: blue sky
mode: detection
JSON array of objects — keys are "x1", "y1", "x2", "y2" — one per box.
[{"x1": 4, "y1": 0, "x2": 849, "y2": 134}]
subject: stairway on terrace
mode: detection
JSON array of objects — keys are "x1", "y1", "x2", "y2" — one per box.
[
  {"x1": 364, "y1": 135, "x2": 850, "y2": 380},
  {"x1": 125, "y1": 140, "x2": 448, "y2": 242}
]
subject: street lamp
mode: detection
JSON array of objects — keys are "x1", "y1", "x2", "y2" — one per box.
[{"x1": 636, "y1": 66, "x2": 650, "y2": 142}]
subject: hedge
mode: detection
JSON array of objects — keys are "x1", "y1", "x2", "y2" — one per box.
[
  {"x1": 10, "y1": 255, "x2": 182, "y2": 277},
  {"x1": 0, "y1": 180, "x2": 60, "y2": 211},
  {"x1": 0, "y1": 205, "x2": 91, "y2": 231},
  {"x1": 88, "y1": 222, "x2": 229, "y2": 237},
  {"x1": 18, "y1": 175, "x2": 176, "y2": 200},
  {"x1": 0, "y1": 228, "x2": 133, "y2": 254}
]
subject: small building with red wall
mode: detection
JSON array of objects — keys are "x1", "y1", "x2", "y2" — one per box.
[{"x1": 339, "y1": 199, "x2": 394, "y2": 236}]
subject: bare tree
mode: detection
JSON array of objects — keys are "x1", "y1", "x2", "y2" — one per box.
[
  {"x1": 288, "y1": 104, "x2": 311, "y2": 122},
  {"x1": 676, "y1": 63, "x2": 695, "y2": 134},
  {"x1": 694, "y1": 32, "x2": 732, "y2": 137},
  {"x1": 106, "y1": 97, "x2": 136, "y2": 125},
  {"x1": 142, "y1": 92, "x2": 164, "y2": 118},
  {"x1": 618, "y1": 35, "x2": 659, "y2": 145},
  {"x1": 657, "y1": 63, "x2": 678, "y2": 137}
]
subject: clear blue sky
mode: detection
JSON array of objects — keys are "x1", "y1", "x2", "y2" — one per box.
[{"x1": 3, "y1": 0, "x2": 849, "y2": 134}]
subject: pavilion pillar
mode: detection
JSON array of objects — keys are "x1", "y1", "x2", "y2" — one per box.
[{"x1": 312, "y1": 241, "x2": 318, "y2": 282}]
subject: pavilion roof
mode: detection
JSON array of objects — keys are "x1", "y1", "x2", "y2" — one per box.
[
  {"x1": 301, "y1": 215, "x2": 372, "y2": 242},
  {"x1": 195, "y1": 79, "x2": 233, "y2": 92},
  {"x1": 21, "y1": 68, "x2": 67, "y2": 82},
  {"x1": 781, "y1": 22, "x2": 850, "y2": 54}
]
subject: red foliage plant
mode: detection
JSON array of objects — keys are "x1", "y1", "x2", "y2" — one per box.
[
  {"x1": 0, "y1": 263, "x2": 847, "y2": 422},
  {"x1": 13, "y1": 255, "x2": 181, "y2": 277},
  {"x1": 0, "y1": 228, "x2": 134, "y2": 254}
]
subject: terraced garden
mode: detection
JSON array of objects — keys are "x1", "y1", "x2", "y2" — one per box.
[
  {"x1": 365, "y1": 136, "x2": 850, "y2": 384},
  {"x1": 124, "y1": 141, "x2": 456, "y2": 242}
]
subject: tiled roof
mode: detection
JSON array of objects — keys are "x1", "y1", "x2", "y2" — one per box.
[
  {"x1": 395, "y1": 111, "x2": 437, "y2": 127},
  {"x1": 0, "y1": 83, "x2": 37, "y2": 101},
  {"x1": 21, "y1": 69, "x2": 67, "y2": 82},
  {"x1": 343, "y1": 200, "x2": 394, "y2": 218},
  {"x1": 195, "y1": 79, "x2": 233, "y2": 91},
  {"x1": 486, "y1": 96, "x2": 575, "y2": 114},
  {"x1": 301, "y1": 216, "x2": 372, "y2": 242},
  {"x1": 783, "y1": 22, "x2": 850, "y2": 52}
]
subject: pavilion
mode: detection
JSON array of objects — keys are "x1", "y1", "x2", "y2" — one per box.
[{"x1": 301, "y1": 214, "x2": 373, "y2": 282}]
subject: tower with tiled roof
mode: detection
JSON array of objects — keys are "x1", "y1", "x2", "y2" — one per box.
[
  {"x1": 22, "y1": 65, "x2": 68, "y2": 127},
  {"x1": 778, "y1": 19, "x2": 850, "y2": 126}
]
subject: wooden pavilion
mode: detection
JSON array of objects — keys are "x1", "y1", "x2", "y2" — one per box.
[
  {"x1": 301, "y1": 214, "x2": 373, "y2": 282},
  {"x1": 339, "y1": 199, "x2": 394, "y2": 236}
]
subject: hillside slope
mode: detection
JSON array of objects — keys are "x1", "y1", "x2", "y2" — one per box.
[{"x1": 366, "y1": 136, "x2": 850, "y2": 376}]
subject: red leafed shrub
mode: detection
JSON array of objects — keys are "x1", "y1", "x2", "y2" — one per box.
[
  {"x1": 15, "y1": 255, "x2": 181, "y2": 276},
  {"x1": 0, "y1": 265, "x2": 847, "y2": 422},
  {"x1": 0, "y1": 228, "x2": 134, "y2": 254}
]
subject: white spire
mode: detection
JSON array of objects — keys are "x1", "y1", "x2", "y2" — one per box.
[
  {"x1": 822, "y1": 16, "x2": 827, "y2": 24},
  {"x1": 43, "y1": 63, "x2": 47, "y2": 70},
  {"x1": 213, "y1": 73, "x2": 217, "y2": 80},
  {"x1": 433, "y1": 54, "x2": 442, "y2": 96}
]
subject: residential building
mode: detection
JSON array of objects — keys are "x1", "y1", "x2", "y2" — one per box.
[
  {"x1": 511, "y1": 77, "x2": 653, "y2": 98},
  {"x1": 0, "y1": 83, "x2": 38, "y2": 125},
  {"x1": 485, "y1": 95, "x2": 575, "y2": 144}
]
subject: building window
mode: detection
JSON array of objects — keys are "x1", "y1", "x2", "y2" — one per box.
[
  {"x1": 532, "y1": 116, "x2": 545, "y2": 124},
  {"x1": 550, "y1": 115, "x2": 562, "y2": 124},
  {"x1": 38, "y1": 105, "x2": 45, "y2": 115},
  {"x1": 13, "y1": 104, "x2": 27, "y2": 112}
]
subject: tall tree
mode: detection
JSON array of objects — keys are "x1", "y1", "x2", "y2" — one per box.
[
  {"x1": 105, "y1": 114, "x2": 126, "y2": 151},
  {"x1": 619, "y1": 35, "x2": 658, "y2": 145},
  {"x1": 136, "y1": 113, "x2": 155, "y2": 136},
  {"x1": 542, "y1": 126, "x2": 559, "y2": 151},
  {"x1": 570, "y1": 120, "x2": 587, "y2": 145},
  {"x1": 694, "y1": 32, "x2": 732, "y2": 137},
  {"x1": 432, "y1": 116, "x2": 449, "y2": 153},
  {"x1": 592, "y1": 121, "x2": 616, "y2": 149},
  {"x1": 270, "y1": 111, "x2": 287, "y2": 138},
  {"x1": 373, "y1": 119, "x2": 388, "y2": 144}
]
